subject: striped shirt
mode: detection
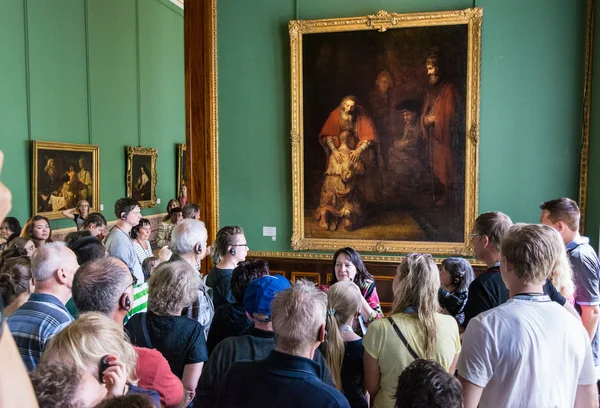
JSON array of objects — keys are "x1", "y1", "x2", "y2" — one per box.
[
  {"x1": 124, "y1": 283, "x2": 149, "y2": 325},
  {"x1": 133, "y1": 239, "x2": 153, "y2": 266},
  {"x1": 7, "y1": 293, "x2": 74, "y2": 371}
]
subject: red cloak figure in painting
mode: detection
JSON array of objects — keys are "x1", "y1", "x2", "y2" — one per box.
[
  {"x1": 317, "y1": 96, "x2": 379, "y2": 231},
  {"x1": 421, "y1": 51, "x2": 458, "y2": 206}
]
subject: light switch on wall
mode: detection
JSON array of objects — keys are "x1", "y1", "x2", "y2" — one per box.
[
  {"x1": 100, "y1": 204, "x2": 104, "y2": 211},
  {"x1": 157, "y1": 198, "x2": 161, "y2": 204}
]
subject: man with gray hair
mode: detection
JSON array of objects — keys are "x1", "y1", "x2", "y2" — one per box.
[
  {"x1": 169, "y1": 219, "x2": 214, "y2": 337},
  {"x1": 72, "y1": 257, "x2": 184, "y2": 407},
  {"x1": 217, "y1": 280, "x2": 350, "y2": 408},
  {"x1": 8, "y1": 242, "x2": 77, "y2": 370}
]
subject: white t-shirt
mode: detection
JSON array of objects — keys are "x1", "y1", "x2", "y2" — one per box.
[{"x1": 458, "y1": 296, "x2": 596, "y2": 408}]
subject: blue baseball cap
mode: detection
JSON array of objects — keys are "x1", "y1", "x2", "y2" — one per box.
[{"x1": 243, "y1": 275, "x2": 291, "y2": 319}]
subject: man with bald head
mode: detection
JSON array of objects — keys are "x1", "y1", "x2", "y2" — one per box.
[
  {"x1": 8, "y1": 242, "x2": 78, "y2": 370},
  {"x1": 73, "y1": 257, "x2": 184, "y2": 407}
]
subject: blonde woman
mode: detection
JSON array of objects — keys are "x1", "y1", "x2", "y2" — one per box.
[
  {"x1": 125, "y1": 261, "x2": 208, "y2": 407},
  {"x1": 548, "y1": 243, "x2": 575, "y2": 303},
  {"x1": 363, "y1": 253, "x2": 461, "y2": 408},
  {"x1": 41, "y1": 312, "x2": 160, "y2": 407},
  {"x1": 62, "y1": 199, "x2": 90, "y2": 230},
  {"x1": 321, "y1": 281, "x2": 367, "y2": 408}
]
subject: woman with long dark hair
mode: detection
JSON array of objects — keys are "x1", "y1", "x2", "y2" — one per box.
[
  {"x1": 21, "y1": 215, "x2": 52, "y2": 248},
  {"x1": 322, "y1": 247, "x2": 382, "y2": 335},
  {"x1": 0, "y1": 216, "x2": 21, "y2": 252}
]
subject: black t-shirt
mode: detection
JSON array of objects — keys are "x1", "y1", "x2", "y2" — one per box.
[
  {"x1": 462, "y1": 265, "x2": 566, "y2": 328},
  {"x1": 125, "y1": 311, "x2": 208, "y2": 378},
  {"x1": 206, "y1": 303, "x2": 253, "y2": 356},
  {"x1": 341, "y1": 340, "x2": 367, "y2": 408}
]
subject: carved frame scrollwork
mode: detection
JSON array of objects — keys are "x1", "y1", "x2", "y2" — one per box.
[{"x1": 289, "y1": 8, "x2": 482, "y2": 255}]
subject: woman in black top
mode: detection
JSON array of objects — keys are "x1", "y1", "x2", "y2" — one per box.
[
  {"x1": 321, "y1": 281, "x2": 367, "y2": 408},
  {"x1": 126, "y1": 261, "x2": 208, "y2": 407},
  {"x1": 438, "y1": 257, "x2": 474, "y2": 326}
]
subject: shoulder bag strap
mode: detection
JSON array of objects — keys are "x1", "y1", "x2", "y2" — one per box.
[
  {"x1": 387, "y1": 316, "x2": 419, "y2": 360},
  {"x1": 140, "y1": 312, "x2": 153, "y2": 349}
]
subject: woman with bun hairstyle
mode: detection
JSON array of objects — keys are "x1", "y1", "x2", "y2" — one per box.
[{"x1": 0, "y1": 256, "x2": 33, "y2": 317}]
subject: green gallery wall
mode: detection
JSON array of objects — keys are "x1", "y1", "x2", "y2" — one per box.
[
  {"x1": 585, "y1": 2, "x2": 600, "y2": 251},
  {"x1": 0, "y1": 0, "x2": 595, "y2": 254},
  {"x1": 0, "y1": 0, "x2": 184, "y2": 230},
  {"x1": 217, "y1": 0, "x2": 588, "y2": 253}
]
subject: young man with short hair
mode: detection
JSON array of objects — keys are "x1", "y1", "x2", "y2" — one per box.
[
  {"x1": 541, "y1": 197, "x2": 600, "y2": 374},
  {"x1": 82, "y1": 212, "x2": 107, "y2": 239},
  {"x1": 105, "y1": 197, "x2": 144, "y2": 283},
  {"x1": 462, "y1": 211, "x2": 574, "y2": 327},
  {"x1": 458, "y1": 224, "x2": 597, "y2": 407},
  {"x1": 217, "y1": 280, "x2": 348, "y2": 408}
]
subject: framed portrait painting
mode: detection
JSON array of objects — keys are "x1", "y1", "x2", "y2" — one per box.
[
  {"x1": 126, "y1": 146, "x2": 158, "y2": 208},
  {"x1": 290, "y1": 8, "x2": 482, "y2": 255},
  {"x1": 31, "y1": 141, "x2": 100, "y2": 219},
  {"x1": 177, "y1": 144, "x2": 187, "y2": 198}
]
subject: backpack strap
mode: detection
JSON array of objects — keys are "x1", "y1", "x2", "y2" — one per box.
[
  {"x1": 140, "y1": 312, "x2": 153, "y2": 349},
  {"x1": 387, "y1": 317, "x2": 419, "y2": 360}
]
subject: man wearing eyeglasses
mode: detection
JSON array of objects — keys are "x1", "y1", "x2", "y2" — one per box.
[
  {"x1": 462, "y1": 211, "x2": 576, "y2": 328},
  {"x1": 207, "y1": 226, "x2": 249, "y2": 310}
]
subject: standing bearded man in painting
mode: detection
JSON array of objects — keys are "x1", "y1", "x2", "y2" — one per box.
[
  {"x1": 421, "y1": 51, "x2": 459, "y2": 207},
  {"x1": 317, "y1": 96, "x2": 379, "y2": 231}
]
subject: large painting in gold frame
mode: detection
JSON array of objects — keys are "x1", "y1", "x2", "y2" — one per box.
[
  {"x1": 290, "y1": 8, "x2": 482, "y2": 255},
  {"x1": 31, "y1": 141, "x2": 100, "y2": 220},
  {"x1": 126, "y1": 146, "x2": 158, "y2": 208}
]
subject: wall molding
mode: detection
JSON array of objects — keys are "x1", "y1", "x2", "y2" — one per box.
[
  {"x1": 248, "y1": 250, "x2": 484, "y2": 266},
  {"x1": 580, "y1": 0, "x2": 596, "y2": 234}
]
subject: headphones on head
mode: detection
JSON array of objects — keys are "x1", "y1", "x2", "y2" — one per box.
[{"x1": 229, "y1": 247, "x2": 236, "y2": 256}]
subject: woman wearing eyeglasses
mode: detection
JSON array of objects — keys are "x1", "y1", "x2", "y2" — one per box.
[
  {"x1": 363, "y1": 253, "x2": 461, "y2": 408},
  {"x1": 206, "y1": 226, "x2": 249, "y2": 310}
]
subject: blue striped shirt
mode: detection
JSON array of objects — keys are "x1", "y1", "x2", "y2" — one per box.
[{"x1": 7, "y1": 293, "x2": 74, "y2": 371}]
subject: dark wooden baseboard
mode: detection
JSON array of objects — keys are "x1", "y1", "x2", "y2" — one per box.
[{"x1": 247, "y1": 254, "x2": 486, "y2": 313}]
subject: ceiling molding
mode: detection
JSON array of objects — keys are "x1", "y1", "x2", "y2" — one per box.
[{"x1": 170, "y1": 0, "x2": 183, "y2": 9}]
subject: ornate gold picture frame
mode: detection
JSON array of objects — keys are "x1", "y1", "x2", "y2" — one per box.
[
  {"x1": 126, "y1": 146, "x2": 158, "y2": 208},
  {"x1": 290, "y1": 8, "x2": 482, "y2": 255},
  {"x1": 31, "y1": 141, "x2": 100, "y2": 220},
  {"x1": 177, "y1": 143, "x2": 187, "y2": 198}
]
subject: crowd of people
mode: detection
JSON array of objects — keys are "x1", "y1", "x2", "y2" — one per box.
[{"x1": 0, "y1": 147, "x2": 599, "y2": 407}]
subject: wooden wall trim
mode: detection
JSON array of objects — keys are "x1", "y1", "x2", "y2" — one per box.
[
  {"x1": 184, "y1": 0, "x2": 219, "y2": 263},
  {"x1": 249, "y1": 255, "x2": 487, "y2": 313}
]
